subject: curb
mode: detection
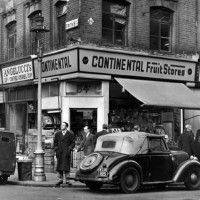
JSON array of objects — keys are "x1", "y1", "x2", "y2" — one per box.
[{"x1": 7, "y1": 180, "x2": 85, "y2": 188}]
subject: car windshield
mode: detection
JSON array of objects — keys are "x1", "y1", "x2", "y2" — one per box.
[{"x1": 95, "y1": 132, "x2": 148, "y2": 155}]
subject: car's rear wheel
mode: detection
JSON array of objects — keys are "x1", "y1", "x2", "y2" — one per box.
[
  {"x1": 120, "y1": 167, "x2": 140, "y2": 193},
  {"x1": 184, "y1": 166, "x2": 200, "y2": 190},
  {"x1": 85, "y1": 181, "x2": 103, "y2": 191}
]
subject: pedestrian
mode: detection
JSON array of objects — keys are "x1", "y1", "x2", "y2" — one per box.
[
  {"x1": 192, "y1": 129, "x2": 200, "y2": 160},
  {"x1": 53, "y1": 122, "x2": 75, "y2": 187},
  {"x1": 178, "y1": 124, "x2": 194, "y2": 156},
  {"x1": 133, "y1": 124, "x2": 141, "y2": 131},
  {"x1": 94, "y1": 124, "x2": 109, "y2": 146},
  {"x1": 77, "y1": 125, "x2": 95, "y2": 156}
]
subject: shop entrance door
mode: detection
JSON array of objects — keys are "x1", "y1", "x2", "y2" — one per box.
[{"x1": 70, "y1": 108, "x2": 97, "y2": 137}]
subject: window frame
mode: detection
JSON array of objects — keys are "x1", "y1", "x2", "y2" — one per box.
[
  {"x1": 148, "y1": 137, "x2": 168, "y2": 153},
  {"x1": 102, "y1": 0, "x2": 128, "y2": 45},
  {"x1": 7, "y1": 22, "x2": 16, "y2": 60},
  {"x1": 150, "y1": 7, "x2": 173, "y2": 52}
]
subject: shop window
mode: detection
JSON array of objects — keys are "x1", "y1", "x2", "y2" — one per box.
[
  {"x1": 42, "y1": 82, "x2": 59, "y2": 98},
  {"x1": 102, "y1": 0, "x2": 128, "y2": 45},
  {"x1": 29, "y1": 11, "x2": 44, "y2": 54},
  {"x1": 7, "y1": 22, "x2": 16, "y2": 60},
  {"x1": 150, "y1": 7, "x2": 173, "y2": 52},
  {"x1": 56, "y1": 3, "x2": 68, "y2": 47}
]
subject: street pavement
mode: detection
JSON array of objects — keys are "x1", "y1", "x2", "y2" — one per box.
[{"x1": 8, "y1": 166, "x2": 84, "y2": 187}]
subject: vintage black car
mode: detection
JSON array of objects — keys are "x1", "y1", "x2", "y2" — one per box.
[
  {"x1": 0, "y1": 131, "x2": 16, "y2": 184},
  {"x1": 75, "y1": 131, "x2": 200, "y2": 193}
]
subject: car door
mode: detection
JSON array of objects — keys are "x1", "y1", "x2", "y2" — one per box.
[{"x1": 148, "y1": 137, "x2": 174, "y2": 182}]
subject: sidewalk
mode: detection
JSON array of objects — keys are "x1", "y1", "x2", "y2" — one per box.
[{"x1": 8, "y1": 167, "x2": 85, "y2": 188}]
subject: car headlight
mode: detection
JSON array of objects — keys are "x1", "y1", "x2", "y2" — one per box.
[{"x1": 80, "y1": 153, "x2": 103, "y2": 172}]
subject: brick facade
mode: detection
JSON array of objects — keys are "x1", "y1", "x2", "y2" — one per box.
[{"x1": 0, "y1": 0, "x2": 200, "y2": 63}]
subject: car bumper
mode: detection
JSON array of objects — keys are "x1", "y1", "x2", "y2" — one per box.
[{"x1": 75, "y1": 170, "x2": 112, "y2": 184}]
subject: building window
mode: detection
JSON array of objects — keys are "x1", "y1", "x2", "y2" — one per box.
[
  {"x1": 7, "y1": 22, "x2": 16, "y2": 60},
  {"x1": 42, "y1": 83, "x2": 59, "y2": 98},
  {"x1": 56, "y1": 3, "x2": 68, "y2": 47},
  {"x1": 150, "y1": 7, "x2": 173, "y2": 52},
  {"x1": 102, "y1": 0, "x2": 128, "y2": 45},
  {"x1": 29, "y1": 11, "x2": 43, "y2": 54}
]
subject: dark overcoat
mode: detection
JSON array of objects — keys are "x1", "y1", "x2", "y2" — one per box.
[
  {"x1": 94, "y1": 130, "x2": 108, "y2": 146},
  {"x1": 78, "y1": 133, "x2": 95, "y2": 156},
  {"x1": 54, "y1": 130, "x2": 75, "y2": 172},
  {"x1": 178, "y1": 131, "x2": 194, "y2": 156}
]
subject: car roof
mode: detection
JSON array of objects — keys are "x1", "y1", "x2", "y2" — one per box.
[{"x1": 100, "y1": 131, "x2": 163, "y2": 140}]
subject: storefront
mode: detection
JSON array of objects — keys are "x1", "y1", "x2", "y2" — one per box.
[
  {"x1": 32, "y1": 45, "x2": 200, "y2": 145},
  {"x1": 1, "y1": 60, "x2": 35, "y2": 154}
]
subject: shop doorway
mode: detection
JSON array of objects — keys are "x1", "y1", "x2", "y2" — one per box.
[{"x1": 70, "y1": 108, "x2": 97, "y2": 137}]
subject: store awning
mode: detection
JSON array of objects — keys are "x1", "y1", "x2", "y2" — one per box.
[{"x1": 115, "y1": 78, "x2": 200, "y2": 109}]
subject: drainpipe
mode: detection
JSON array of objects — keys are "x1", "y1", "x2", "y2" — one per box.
[{"x1": 196, "y1": 0, "x2": 199, "y2": 52}]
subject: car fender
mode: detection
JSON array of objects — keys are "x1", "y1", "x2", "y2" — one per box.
[
  {"x1": 109, "y1": 160, "x2": 142, "y2": 181},
  {"x1": 173, "y1": 159, "x2": 200, "y2": 182}
]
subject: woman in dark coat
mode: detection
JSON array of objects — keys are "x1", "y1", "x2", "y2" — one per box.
[{"x1": 54, "y1": 122, "x2": 75, "y2": 186}]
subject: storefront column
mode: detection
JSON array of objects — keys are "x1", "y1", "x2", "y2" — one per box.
[
  {"x1": 180, "y1": 109, "x2": 184, "y2": 134},
  {"x1": 102, "y1": 81, "x2": 109, "y2": 129}
]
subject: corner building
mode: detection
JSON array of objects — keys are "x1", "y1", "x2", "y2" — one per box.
[{"x1": 1, "y1": 0, "x2": 200, "y2": 170}]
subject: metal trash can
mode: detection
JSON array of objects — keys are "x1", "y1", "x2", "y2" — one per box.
[{"x1": 17, "y1": 159, "x2": 32, "y2": 181}]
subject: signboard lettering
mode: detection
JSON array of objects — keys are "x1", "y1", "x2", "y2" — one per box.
[
  {"x1": 80, "y1": 49, "x2": 195, "y2": 82},
  {"x1": 33, "y1": 49, "x2": 78, "y2": 78},
  {"x1": 65, "y1": 18, "x2": 78, "y2": 30},
  {"x1": 2, "y1": 62, "x2": 34, "y2": 84}
]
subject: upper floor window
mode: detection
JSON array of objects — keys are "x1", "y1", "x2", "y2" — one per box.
[
  {"x1": 29, "y1": 11, "x2": 43, "y2": 54},
  {"x1": 102, "y1": 0, "x2": 128, "y2": 45},
  {"x1": 56, "y1": 3, "x2": 68, "y2": 47},
  {"x1": 7, "y1": 22, "x2": 16, "y2": 60},
  {"x1": 150, "y1": 7, "x2": 173, "y2": 52}
]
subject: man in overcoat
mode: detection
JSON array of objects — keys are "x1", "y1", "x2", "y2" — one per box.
[
  {"x1": 178, "y1": 124, "x2": 194, "y2": 156},
  {"x1": 94, "y1": 124, "x2": 109, "y2": 146},
  {"x1": 77, "y1": 125, "x2": 95, "y2": 156},
  {"x1": 54, "y1": 122, "x2": 75, "y2": 187}
]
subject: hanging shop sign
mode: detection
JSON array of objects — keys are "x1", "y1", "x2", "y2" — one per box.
[
  {"x1": 33, "y1": 49, "x2": 78, "y2": 78},
  {"x1": 79, "y1": 48, "x2": 196, "y2": 82},
  {"x1": 2, "y1": 61, "x2": 34, "y2": 84}
]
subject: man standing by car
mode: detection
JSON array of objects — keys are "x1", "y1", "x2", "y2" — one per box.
[
  {"x1": 77, "y1": 125, "x2": 95, "y2": 156},
  {"x1": 94, "y1": 124, "x2": 109, "y2": 146},
  {"x1": 54, "y1": 122, "x2": 75, "y2": 187},
  {"x1": 178, "y1": 124, "x2": 194, "y2": 156}
]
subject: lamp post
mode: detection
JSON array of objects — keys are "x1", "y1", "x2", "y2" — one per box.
[{"x1": 31, "y1": 15, "x2": 49, "y2": 182}]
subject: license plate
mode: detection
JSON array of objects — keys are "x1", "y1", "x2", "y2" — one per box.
[{"x1": 99, "y1": 170, "x2": 108, "y2": 177}]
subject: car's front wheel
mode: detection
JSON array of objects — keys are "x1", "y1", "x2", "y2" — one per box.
[
  {"x1": 120, "y1": 167, "x2": 140, "y2": 193},
  {"x1": 85, "y1": 181, "x2": 103, "y2": 191},
  {"x1": 184, "y1": 166, "x2": 200, "y2": 190}
]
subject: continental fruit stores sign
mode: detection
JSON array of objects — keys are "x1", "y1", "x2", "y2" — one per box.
[
  {"x1": 2, "y1": 61, "x2": 34, "y2": 84},
  {"x1": 79, "y1": 48, "x2": 196, "y2": 82}
]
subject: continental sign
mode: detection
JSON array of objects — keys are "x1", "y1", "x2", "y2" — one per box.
[
  {"x1": 2, "y1": 62, "x2": 34, "y2": 84},
  {"x1": 34, "y1": 49, "x2": 78, "y2": 78},
  {"x1": 79, "y1": 49, "x2": 196, "y2": 82}
]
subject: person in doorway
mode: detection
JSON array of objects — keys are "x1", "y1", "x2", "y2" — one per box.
[
  {"x1": 53, "y1": 122, "x2": 75, "y2": 187},
  {"x1": 94, "y1": 124, "x2": 109, "y2": 146},
  {"x1": 178, "y1": 124, "x2": 194, "y2": 156},
  {"x1": 77, "y1": 125, "x2": 95, "y2": 156},
  {"x1": 192, "y1": 129, "x2": 200, "y2": 160}
]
